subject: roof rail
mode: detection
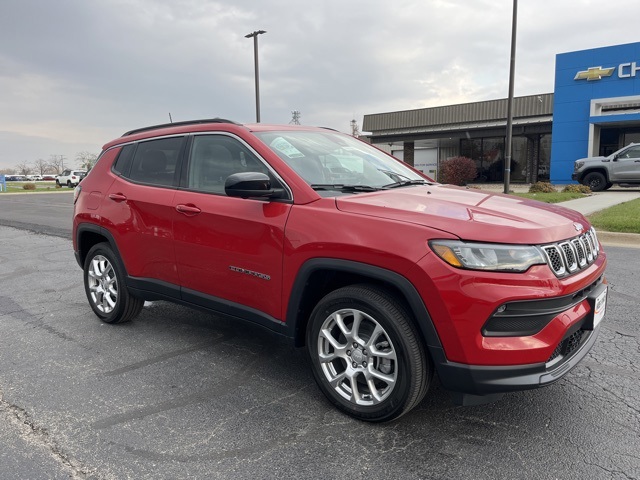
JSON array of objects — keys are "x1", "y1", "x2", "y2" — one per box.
[{"x1": 121, "y1": 118, "x2": 240, "y2": 137}]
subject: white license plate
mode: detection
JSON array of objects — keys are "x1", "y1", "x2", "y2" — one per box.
[{"x1": 593, "y1": 287, "x2": 607, "y2": 327}]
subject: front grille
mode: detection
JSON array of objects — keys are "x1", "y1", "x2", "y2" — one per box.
[
  {"x1": 547, "y1": 330, "x2": 587, "y2": 363},
  {"x1": 541, "y1": 228, "x2": 600, "y2": 278}
]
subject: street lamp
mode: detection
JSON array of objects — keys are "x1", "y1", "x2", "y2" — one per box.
[
  {"x1": 503, "y1": 0, "x2": 517, "y2": 194},
  {"x1": 245, "y1": 29, "x2": 267, "y2": 123}
]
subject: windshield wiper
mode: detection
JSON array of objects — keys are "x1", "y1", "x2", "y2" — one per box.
[
  {"x1": 310, "y1": 184, "x2": 381, "y2": 192},
  {"x1": 382, "y1": 179, "x2": 429, "y2": 189}
]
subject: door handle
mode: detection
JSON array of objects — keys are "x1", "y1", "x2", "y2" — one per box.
[
  {"x1": 176, "y1": 204, "x2": 202, "y2": 216},
  {"x1": 108, "y1": 193, "x2": 127, "y2": 202}
]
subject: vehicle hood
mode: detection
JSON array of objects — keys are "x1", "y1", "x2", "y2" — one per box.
[
  {"x1": 577, "y1": 155, "x2": 608, "y2": 163},
  {"x1": 335, "y1": 185, "x2": 588, "y2": 244}
]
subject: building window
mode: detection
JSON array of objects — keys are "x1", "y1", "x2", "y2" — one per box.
[{"x1": 461, "y1": 137, "x2": 505, "y2": 182}]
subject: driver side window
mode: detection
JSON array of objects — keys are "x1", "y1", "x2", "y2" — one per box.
[
  {"x1": 188, "y1": 135, "x2": 274, "y2": 194},
  {"x1": 621, "y1": 146, "x2": 640, "y2": 159}
]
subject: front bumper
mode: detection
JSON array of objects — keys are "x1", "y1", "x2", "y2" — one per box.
[
  {"x1": 431, "y1": 281, "x2": 605, "y2": 405},
  {"x1": 571, "y1": 172, "x2": 580, "y2": 181},
  {"x1": 436, "y1": 326, "x2": 599, "y2": 402}
]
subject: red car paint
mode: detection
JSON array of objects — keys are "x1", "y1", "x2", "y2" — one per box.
[{"x1": 74, "y1": 120, "x2": 607, "y2": 406}]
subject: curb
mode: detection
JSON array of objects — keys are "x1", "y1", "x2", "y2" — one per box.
[{"x1": 596, "y1": 230, "x2": 640, "y2": 249}]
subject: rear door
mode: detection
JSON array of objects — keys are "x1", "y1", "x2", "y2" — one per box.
[
  {"x1": 172, "y1": 133, "x2": 292, "y2": 320},
  {"x1": 102, "y1": 136, "x2": 185, "y2": 289}
]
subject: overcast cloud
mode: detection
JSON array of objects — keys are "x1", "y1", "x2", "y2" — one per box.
[{"x1": 1, "y1": 0, "x2": 639, "y2": 171}]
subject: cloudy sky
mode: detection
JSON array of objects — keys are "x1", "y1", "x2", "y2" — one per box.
[{"x1": 1, "y1": 0, "x2": 639, "y2": 171}]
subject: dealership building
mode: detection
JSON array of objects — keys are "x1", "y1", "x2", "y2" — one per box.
[{"x1": 362, "y1": 41, "x2": 640, "y2": 184}]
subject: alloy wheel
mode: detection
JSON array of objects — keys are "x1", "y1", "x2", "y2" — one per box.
[
  {"x1": 87, "y1": 255, "x2": 118, "y2": 314},
  {"x1": 317, "y1": 308, "x2": 398, "y2": 406}
]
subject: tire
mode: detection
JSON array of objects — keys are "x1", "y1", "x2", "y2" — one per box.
[
  {"x1": 583, "y1": 171, "x2": 607, "y2": 192},
  {"x1": 306, "y1": 284, "x2": 431, "y2": 422},
  {"x1": 83, "y1": 242, "x2": 143, "y2": 324},
  {"x1": 56, "y1": 180, "x2": 60, "y2": 186},
  {"x1": 67, "y1": 180, "x2": 73, "y2": 188},
  {"x1": 604, "y1": 182, "x2": 613, "y2": 190}
]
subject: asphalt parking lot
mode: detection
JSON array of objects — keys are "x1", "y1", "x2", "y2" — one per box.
[{"x1": 0, "y1": 198, "x2": 639, "y2": 479}]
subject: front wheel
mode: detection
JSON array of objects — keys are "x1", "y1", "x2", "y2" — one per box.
[
  {"x1": 583, "y1": 171, "x2": 607, "y2": 192},
  {"x1": 307, "y1": 285, "x2": 431, "y2": 422},
  {"x1": 83, "y1": 243, "x2": 143, "y2": 324}
]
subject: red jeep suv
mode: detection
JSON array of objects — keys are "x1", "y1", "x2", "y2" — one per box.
[{"x1": 73, "y1": 119, "x2": 607, "y2": 421}]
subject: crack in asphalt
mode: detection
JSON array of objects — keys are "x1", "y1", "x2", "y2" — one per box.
[{"x1": 0, "y1": 390, "x2": 98, "y2": 479}]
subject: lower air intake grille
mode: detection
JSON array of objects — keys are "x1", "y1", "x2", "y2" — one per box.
[{"x1": 547, "y1": 330, "x2": 586, "y2": 363}]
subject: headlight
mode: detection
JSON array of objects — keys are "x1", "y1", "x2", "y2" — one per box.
[
  {"x1": 429, "y1": 240, "x2": 547, "y2": 272},
  {"x1": 574, "y1": 161, "x2": 585, "y2": 170}
]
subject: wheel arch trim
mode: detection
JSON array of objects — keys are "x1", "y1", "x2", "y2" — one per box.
[
  {"x1": 285, "y1": 258, "x2": 443, "y2": 351},
  {"x1": 75, "y1": 223, "x2": 128, "y2": 277}
]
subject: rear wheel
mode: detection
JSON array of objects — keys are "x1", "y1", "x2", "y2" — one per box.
[
  {"x1": 67, "y1": 180, "x2": 73, "y2": 188},
  {"x1": 583, "y1": 171, "x2": 607, "y2": 192},
  {"x1": 307, "y1": 285, "x2": 431, "y2": 422},
  {"x1": 83, "y1": 243, "x2": 143, "y2": 324}
]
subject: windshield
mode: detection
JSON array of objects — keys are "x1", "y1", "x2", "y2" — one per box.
[{"x1": 254, "y1": 130, "x2": 430, "y2": 189}]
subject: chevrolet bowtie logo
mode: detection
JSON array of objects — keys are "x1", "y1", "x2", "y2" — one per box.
[{"x1": 574, "y1": 66, "x2": 615, "y2": 81}]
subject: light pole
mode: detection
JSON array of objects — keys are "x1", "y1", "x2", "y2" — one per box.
[
  {"x1": 503, "y1": 0, "x2": 517, "y2": 194},
  {"x1": 245, "y1": 30, "x2": 266, "y2": 123}
]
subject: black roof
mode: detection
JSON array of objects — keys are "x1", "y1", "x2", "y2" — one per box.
[{"x1": 121, "y1": 118, "x2": 239, "y2": 137}]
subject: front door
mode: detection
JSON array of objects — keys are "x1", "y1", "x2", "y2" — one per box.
[
  {"x1": 612, "y1": 144, "x2": 640, "y2": 181},
  {"x1": 172, "y1": 133, "x2": 291, "y2": 320}
]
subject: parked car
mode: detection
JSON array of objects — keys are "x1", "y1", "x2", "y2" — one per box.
[
  {"x1": 73, "y1": 119, "x2": 607, "y2": 422},
  {"x1": 572, "y1": 142, "x2": 640, "y2": 191},
  {"x1": 56, "y1": 169, "x2": 87, "y2": 187},
  {"x1": 42, "y1": 175, "x2": 57, "y2": 181}
]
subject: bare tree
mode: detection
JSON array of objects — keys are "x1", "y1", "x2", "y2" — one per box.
[
  {"x1": 15, "y1": 161, "x2": 32, "y2": 175},
  {"x1": 33, "y1": 158, "x2": 49, "y2": 175},
  {"x1": 48, "y1": 154, "x2": 66, "y2": 174},
  {"x1": 76, "y1": 151, "x2": 98, "y2": 170}
]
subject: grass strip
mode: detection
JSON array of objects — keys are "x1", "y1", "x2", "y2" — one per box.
[{"x1": 588, "y1": 199, "x2": 640, "y2": 234}]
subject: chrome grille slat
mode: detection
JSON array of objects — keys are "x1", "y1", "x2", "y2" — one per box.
[
  {"x1": 541, "y1": 228, "x2": 600, "y2": 278},
  {"x1": 560, "y1": 242, "x2": 578, "y2": 272},
  {"x1": 571, "y1": 238, "x2": 587, "y2": 267}
]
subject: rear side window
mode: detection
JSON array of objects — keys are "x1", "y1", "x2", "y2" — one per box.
[
  {"x1": 127, "y1": 137, "x2": 184, "y2": 187},
  {"x1": 113, "y1": 144, "x2": 135, "y2": 176}
]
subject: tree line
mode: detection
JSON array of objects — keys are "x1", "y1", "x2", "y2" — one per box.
[{"x1": 0, "y1": 152, "x2": 98, "y2": 176}]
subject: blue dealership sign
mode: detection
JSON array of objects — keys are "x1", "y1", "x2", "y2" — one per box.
[{"x1": 551, "y1": 42, "x2": 640, "y2": 183}]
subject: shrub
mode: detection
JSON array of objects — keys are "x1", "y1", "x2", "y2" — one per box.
[
  {"x1": 529, "y1": 182, "x2": 556, "y2": 193},
  {"x1": 562, "y1": 184, "x2": 591, "y2": 194},
  {"x1": 439, "y1": 156, "x2": 477, "y2": 186},
  {"x1": 55, "y1": 183, "x2": 62, "y2": 189},
  {"x1": 23, "y1": 183, "x2": 36, "y2": 190}
]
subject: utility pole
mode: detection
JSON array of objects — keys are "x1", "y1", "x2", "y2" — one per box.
[
  {"x1": 245, "y1": 30, "x2": 267, "y2": 123},
  {"x1": 503, "y1": 0, "x2": 518, "y2": 194}
]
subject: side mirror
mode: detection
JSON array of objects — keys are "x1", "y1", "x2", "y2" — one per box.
[{"x1": 224, "y1": 172, "x2": 284, "y2": 199}]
